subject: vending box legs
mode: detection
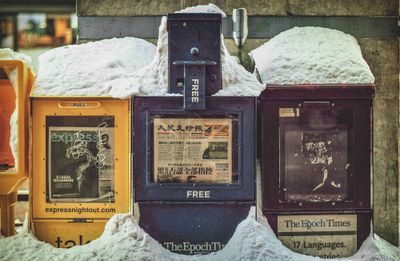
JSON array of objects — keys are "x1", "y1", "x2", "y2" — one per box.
[
  {"x1": 259, "y1": 84, "x2": 374, "y2": 258},
  {"x1": 0, "y1": 192, "x2": 18, "y2": 236},
  {"x1": 134, "y1": 96, "x2": 256, "y2": 254},
  {"x1": 30, "y1": 98, "x2": 131, "y2": 247}
]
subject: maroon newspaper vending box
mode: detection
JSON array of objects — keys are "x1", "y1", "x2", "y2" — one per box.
[{"x1": 259, "y1": 84, "x2": 374, "y2": 258}]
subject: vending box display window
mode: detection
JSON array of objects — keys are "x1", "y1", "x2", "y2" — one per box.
[
  {"x1": 134, "y1": 96, "x2": 255, "y2": 201},
  {"x1": 0, "y1": 69, "x2": 16, "y2": 172}
]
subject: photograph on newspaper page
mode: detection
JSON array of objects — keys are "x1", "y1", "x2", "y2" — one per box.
[
  {"x1": 47, "y1": 116, "x2": 115, "y2": 203},
  {"x1": 153, "y1": 117, "x2": 233, "y2": 184},
  {"x1": 279, "y1": 108, "x2": 350, "y2": 202}
]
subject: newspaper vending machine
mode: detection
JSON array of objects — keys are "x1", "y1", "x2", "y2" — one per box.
[
  {"x1": 134, "y1": 13, "x2": 256, "y2": 254},
  {"x1": 30, "y1": 96, "x2": 131, "y2": 247},
  {"x1": 259, "y1": 84, "x2": 374, "y2": 258}
]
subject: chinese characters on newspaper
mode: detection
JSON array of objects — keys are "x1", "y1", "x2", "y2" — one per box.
[{"x1": 153, "y1": 118, "x2": 233, "y2": 184}]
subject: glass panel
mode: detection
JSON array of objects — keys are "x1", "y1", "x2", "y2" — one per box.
[
  {"x1": 0, "y1": 75, "x2": 16, "y2": 173},
  {"x1": 152, "y1": 116, "x2": 238, "y2": 184},
  {"x1": 46, "y1": 116, "x2": 115, "y2": 203},
  {"x1": 279, "y1": 107, "x2": 352, "y2": 202}
]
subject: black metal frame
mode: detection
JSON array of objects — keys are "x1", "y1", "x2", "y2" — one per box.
[{"x1": 260, "y1": 84, "x2": 374, "y2": 212}]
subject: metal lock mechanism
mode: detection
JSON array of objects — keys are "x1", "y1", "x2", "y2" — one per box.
[{"x1": 167, "y1": 13, "x2": 222, "y2": 110}]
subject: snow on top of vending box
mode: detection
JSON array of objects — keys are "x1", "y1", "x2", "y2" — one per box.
[
  {"x1": 0, "y1": 208, "x2": 399, "y2": 260},
  {"x1": 32, "y1": 4, "x2": 263, "y2": 98},
  {"x1": 0, "y1": 48, "x2": 34, "y2": 73},
  {"x1": 32, "y1": 37, "x2": 157, "y2": 97},
  {"x1": 0, "y1": 48, "x2": 34, "y2": 168},
  {"x1": 250, "y1": 26, "x2": 375, "y2": 85},
  {"x1": 177, "y1": 3, "x2": 227, "y2": 15}
]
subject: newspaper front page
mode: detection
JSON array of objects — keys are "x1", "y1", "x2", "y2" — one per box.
[
  {"x1": 47, "y1": 116, "x2": 115, "y2": 203},
  {"x1": 153, "y1": 118, "x2": 232, "y2": 184}
]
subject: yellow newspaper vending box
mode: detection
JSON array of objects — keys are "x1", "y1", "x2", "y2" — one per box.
[
  {"x1": 30, "y1": 97, "x2": 130, "y2": 247},
  {"x1": 0, "y1": 60, "x2": 34, "y2": 236}
]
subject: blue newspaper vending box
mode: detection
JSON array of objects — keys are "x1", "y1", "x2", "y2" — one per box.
[{"x1": 133, "y1": 13, "x2": 256, "y2": 254}]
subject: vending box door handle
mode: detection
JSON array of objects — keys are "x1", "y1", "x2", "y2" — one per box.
[
  {"x1": 302, "y1": 101, "x2": 332, "y2": 110},
  {"x1": 58, "y1": 101, "x2": 101, "y2": 109},
  {"x1": 69, "y1": 218, "x2": 94, "y2": 223}
]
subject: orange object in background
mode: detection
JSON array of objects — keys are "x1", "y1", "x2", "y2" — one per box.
[
  {"x1": 0, "y1": 78, "x2": 16, "y2": 170},
  {"x1": 0, "y1": 60, "x2": 34, "y2": 237}
]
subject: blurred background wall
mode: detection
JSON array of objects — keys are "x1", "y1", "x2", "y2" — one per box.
[{"x1": 0, "y1": 0, "x2": 76, "y2": 71}]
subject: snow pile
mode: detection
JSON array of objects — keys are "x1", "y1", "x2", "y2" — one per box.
[
  {"x1": 89, "y1": 214, "x2": 181, "y2": 260},
  {"x1": 250, "y1": 27, "x2": 375, "y2": 85},
  {"x1": 350, "y1": 232, "x2": 400, "y2": 261},
  {"x1": 206, "y1": 209, "x2": 317, "y2": 261},
  {"x1": 0, "y1": 48, "x2": 34, "y2": 168},
  {"x1": 1, "y1": 208, "x2": 399, "y2": 260},
  {"x1": 0, "y1": 214, "x2": 179, "y2": 260},
  {"x1": 32, "y1": 37, "x2": 156, "y2": 97},
  {"x1": 0, "y1": 48, "x2": 34, "y2": 76},
  {"x1": 0, "y1": 209, "x2": 314, "y2": 261},
  {"x1": 33, "y1": 4, "x2": 263, "y2": 99}
]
